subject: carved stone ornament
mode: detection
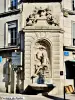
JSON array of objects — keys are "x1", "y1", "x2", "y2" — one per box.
[{"x1": 26, "y1": 6, "x2": 59, "y2": 26}]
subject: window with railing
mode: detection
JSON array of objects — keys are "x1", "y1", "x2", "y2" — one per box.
[
  {"x1": 10, "y1": 0, "x2": 18, "y2": 10},
  {"x1": 8, "y1": 21, "x2": 18, "y2": 46}
]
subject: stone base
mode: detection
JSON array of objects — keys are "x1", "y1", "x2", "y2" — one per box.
[
  {"x1": 23, "y1": 83, "x2": 55, "y2": 95},
  {"x1": 0, "y1": 82, "x2": 6, "y2": 92}
]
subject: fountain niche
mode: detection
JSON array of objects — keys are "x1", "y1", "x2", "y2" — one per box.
[
  {"x1": 31, "y1": 40, "x2": 51, "y2": 85},
  {"x1": 27, "y1": 40, "x2": 55, "y2": 95}
]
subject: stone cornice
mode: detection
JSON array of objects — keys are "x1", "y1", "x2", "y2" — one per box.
[
  {"x1": 23, "y1": 27, "x2": 64, "y2": 33},
  {"x1": 22, "y1": 0, "x2": 62, "y2": 2},
  {"x1": 0, "y1": 46, "x2": 20, "y2": 51},
  {"x1": 0, "y1": 9, "x2": 21, "y2": 18},
  {"x1": 62, "y1": 8, "x2": 75, "y2": 15}
]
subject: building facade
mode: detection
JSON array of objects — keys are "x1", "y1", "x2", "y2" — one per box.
[
  {"x1": 0, "y1": 0, "x2": 23, "y2": 93},
  {"x1": 0, "y1": 0, "x2": 75, "y2": 95},
  {"x1": 63, "y1": 0, "x2": 75, "y2": 91},
  {"x1": 22, "y1": 0, "x2": 75, "y2": 94}
]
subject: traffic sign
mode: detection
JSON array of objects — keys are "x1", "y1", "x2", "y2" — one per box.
[
  {"x1": 12, "y1": 52, "x2": 22, "y2": 66},
  {"x1": 64, "y1": 51, "x2": 69, "y2": 56},
  {"x1": 0, "y1": 56, "x2": 2, "y2": 63}
]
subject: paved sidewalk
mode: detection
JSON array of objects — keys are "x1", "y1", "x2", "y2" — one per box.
[
  {"x1": 64, "y1": 94, "x2": 75, "y2": 100},
  {"x1": 0, "y1": 92, "x2": 75, "y2": 100}
]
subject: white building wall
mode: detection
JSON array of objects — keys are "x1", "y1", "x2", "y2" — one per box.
[
  {"x1": 0, "y1": 58, "x2": 6, "y2": 92},
  {"x1": 0, "y1": 0, "x2": 5, "y2": 13},
  {"x1": 62, "y1": 0, "x2": 72, "y2": 10},
  {"x1": 0, "y1": 0, "x2": 22, "y2": 92},
  {"x1": 63, "y1": 15, "x2": 75, "y2": 46},
  {"x1": 0, "y1": 14, "x2": 21, "y2": 48}
]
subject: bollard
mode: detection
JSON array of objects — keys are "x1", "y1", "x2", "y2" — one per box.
[{"x1": 64, "y1": 86, "x2": 65, "y2": 100}]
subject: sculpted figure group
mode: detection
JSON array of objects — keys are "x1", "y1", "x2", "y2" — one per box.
[{"x1": 34, "y1": 45, "x2": 49, "y2": 77}]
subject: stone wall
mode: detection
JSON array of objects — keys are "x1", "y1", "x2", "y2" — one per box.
[{"x1": 23, "y1": 1, "x2": 64, "y2": 95}]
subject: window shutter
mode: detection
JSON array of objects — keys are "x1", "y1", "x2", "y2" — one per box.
[
  {"x1": 72, "y1": 22, "x2": 75, "y2": 46},
  {"x1": 73, "y1": 23, "x2": 75, "y2": 38},
  {"x1": 74, "y1": 0, "x2": 75, "y2": 9},
  {"x1": 8, "y1": 30, "x2": 11, "y2": 44},
  {"x1": 4, "y1": 23, "x2": 8, "y2": 47},
  {"x1": 17, "y1": 33, "x2": 20, "y2": 46}
]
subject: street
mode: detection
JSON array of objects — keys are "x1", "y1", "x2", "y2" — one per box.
[{"x1": 0, "y1": 93, "x2": 75, "y2": 100}]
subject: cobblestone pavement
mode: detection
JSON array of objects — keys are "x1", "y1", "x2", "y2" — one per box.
[{"x1": 0, "y1": 93, "x2": 75, "y2": 100}]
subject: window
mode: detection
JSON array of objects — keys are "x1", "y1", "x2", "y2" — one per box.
[
  {"x1": 72, "y1": 0, "x2": 75, "y2": 10},
  {"x1": 72, "y1": 22, "x2": 75, "y2": 46},
  {"x1": 8, "y1": 21, "x2": 18, "y2": 46},
  {"x1": 10, "y1": 0, "x2": 18, "y2": 10}
]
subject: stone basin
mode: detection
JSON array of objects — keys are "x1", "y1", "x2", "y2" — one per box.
[
  {"x1": 23, "y1": 84, "x2": 55, "y2": 95},
  {"x1": 30, "y1": 84, "x2": 55, "y2": 90}
]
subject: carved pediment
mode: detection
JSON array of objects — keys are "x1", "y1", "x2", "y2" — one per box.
[{"x1": 26, "y1": 6, "x2": 59, "y2": 26}]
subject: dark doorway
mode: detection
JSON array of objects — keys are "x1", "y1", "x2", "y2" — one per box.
[{"x1": 65, "y1": 61, "x2": 75, "y2": 88}]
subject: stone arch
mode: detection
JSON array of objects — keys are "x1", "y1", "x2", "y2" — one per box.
[
  {"x1": 35, "y1": 39, "x2": 51, "y2": 63},
  {"x1": 31, "y1": 38, "x2": 52, "y2": 84}
]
